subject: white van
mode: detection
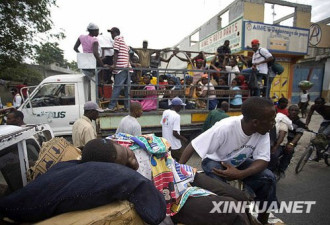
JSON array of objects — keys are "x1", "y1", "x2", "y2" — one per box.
[{"x1": 0, "y1": 124, "x2": 54, "y2": 196}]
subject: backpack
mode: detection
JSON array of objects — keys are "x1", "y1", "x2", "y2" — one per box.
[{"x1": 258, "y1": 49, "x2": 284, "y2": 75}]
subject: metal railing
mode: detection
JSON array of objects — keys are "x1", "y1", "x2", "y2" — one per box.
[{"x1": 92, "y1": 66, "x2": 270, "y2": 113}]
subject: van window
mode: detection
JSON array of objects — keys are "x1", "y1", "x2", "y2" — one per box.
[{"x1": 29, "y1": 83, "x2": 75, "y2": 108}]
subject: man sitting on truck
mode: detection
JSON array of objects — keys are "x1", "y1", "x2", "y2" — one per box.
[{"x1": 72, "y1": 101, "x2": 104, "y2": 149}]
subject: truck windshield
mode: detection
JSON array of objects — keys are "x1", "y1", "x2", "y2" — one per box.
[{"x1": 29, "y1": 83, "x2": 75, "y2": 108}]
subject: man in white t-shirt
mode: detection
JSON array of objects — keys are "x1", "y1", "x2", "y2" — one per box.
[
  {"x1": 98, "y1": 34, "x2": 114, "y2": 84},
  {"x1": 180, "y1": 97, "x2": 277, "y2": 225},
  {"x1": 11, "y1": 88, "x2": 22, "y2": 108},
  {"x1": 161, "y1": 97, "x2": 188, "y2": 161},
  {"x1": 251, "y1": 39, "x2": 274, "y2": 97},
  {"x1": 116, "y1": 102, "x2": 143, "y2": 136},
  {"x1": 223, "y1": 56, "x2": 240, "y2": 83}
]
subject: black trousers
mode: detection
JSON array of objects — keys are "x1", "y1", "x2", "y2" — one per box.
[
  {"x1": 102, "y1": 56, "x2": 113, "y2": 83},
  {"x1": 171, "y1": 173, "x2": 252, "y2": 225}
]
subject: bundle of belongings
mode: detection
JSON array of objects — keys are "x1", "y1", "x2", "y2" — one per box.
[
  {"x1": 110, "y1": 133, "x2": 214, "y2": 216},
  {"x1": 0, "y1": 137, "x2": 165, "y2": 225},
  {"x1": 108, "y1": 133, "x2": 260, "y2": 225}
]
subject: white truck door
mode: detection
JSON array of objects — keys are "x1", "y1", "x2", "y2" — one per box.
[{"x1": 20, "y1": 83, "x2": 80, "y2": 136}]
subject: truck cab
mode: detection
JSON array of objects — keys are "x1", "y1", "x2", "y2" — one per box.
[{"x1": 19, "y1": 74, "x2": 90, "y2": 136}]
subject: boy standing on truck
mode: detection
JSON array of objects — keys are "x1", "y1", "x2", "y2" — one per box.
[
  {"x1": 72, "y1": 101, "x2": 104, "y2": 149},
  {"x1": 107, "y1": 27, "x2": 131, "y2": 112},
  {"x1": 160, "y1": 97, "x2": 188, "y2": 161}
]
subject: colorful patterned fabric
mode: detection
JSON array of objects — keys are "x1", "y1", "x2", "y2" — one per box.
[
  {"x1": 108, "y1": 133, "x2": 214, "y2": 215},
  {"x1": 171, "y1": 186, "x2": 215, "y2": 213},
  {"x1": 170, "y1": 159, "x2": 195, "y2": 196},
  {"x1": 130, "y1": 134, "x2": 171, "y2": 155},
  {"x1": 150, "y1": 155, "x2": 177, "y2": 216}
]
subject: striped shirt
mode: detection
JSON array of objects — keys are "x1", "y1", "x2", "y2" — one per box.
[{"x1": 113, "y1": 36, "x2": 131, "y2": 74}]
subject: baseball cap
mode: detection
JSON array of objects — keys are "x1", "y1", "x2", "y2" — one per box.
[
  {"x1": 170, "y1": 97, "x2": 186, "y2": 106},
  {"x1": 251, "y1": 39, "x2": 260, "y2": 45},
  {"x1": 87, "y1": 23, "x2": 99, "y2": 31},
  {"x1": 107, "y1": 27, "x2": 120, "y2": 33},
  {"x1": 84, "y1": 101, "x2": 104, "y2": 112}
]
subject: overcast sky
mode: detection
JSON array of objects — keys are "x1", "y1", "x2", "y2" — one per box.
[{"x1": 50, "y1": 0, "x2": 329, "y2": 62}]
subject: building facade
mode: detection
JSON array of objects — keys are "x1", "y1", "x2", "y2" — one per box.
[{"x1": 164, "y1": 0, "x2": 330, "y2": 102}]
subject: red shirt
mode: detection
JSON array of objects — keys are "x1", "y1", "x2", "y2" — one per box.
[
  {"x1": 16, "y1": 84, "x2": 28, "y2": 97},
  {"x1": 276, "y1": 106, "x2": 289, "y2": 116}
]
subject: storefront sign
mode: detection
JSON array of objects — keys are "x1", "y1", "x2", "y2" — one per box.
[
  {"x1": 243, "y1": 21, "x2": 309, "y2": 54},
  {"x1": 199, "y1": 18, "x2": 243, "y2": 54}
]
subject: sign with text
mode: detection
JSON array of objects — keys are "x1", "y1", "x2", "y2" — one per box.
[
  {"x1": 200, "y1": 18, "x2": 243, "y2": 54},
  {"x1": 243, "y1": 21, "x2": 309, "y2": 54}
]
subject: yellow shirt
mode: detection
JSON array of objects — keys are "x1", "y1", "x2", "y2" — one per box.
[
  {"x1": 72, "y1": 115, "x2": 97, "y2": 148},
  {"x1": 150, "y1": 77, "x2": 158, "y2": 85},
  {"x1": 187, "y1": 63, "x2": 194, "y2": 76}
]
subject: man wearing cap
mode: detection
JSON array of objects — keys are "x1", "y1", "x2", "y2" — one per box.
[
  {"x1": 107, "y1": 27, "x2": 131, "y2": 111},
  {"x1": 74, "y1": 23, "x2": 104, "y2": 68},
  {"x1": 72, "y1": 101, "x2": 104, "y2": 148},
  {"x1": 251, "y1": 39, "x2": 274, "y2": 97},
  {"x1": 160, "y1": 97, "x2": 188, "y2": 161}
]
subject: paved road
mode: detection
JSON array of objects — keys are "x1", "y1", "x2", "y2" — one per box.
[
  {"x1": 274, "y1": 114, "x2": 330, "y2": 225},
  {"x1": 186, "y1": 113, "x2": 330, "y2": 225}
]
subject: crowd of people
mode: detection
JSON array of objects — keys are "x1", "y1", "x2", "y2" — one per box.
[
  {"x1": 1, "y1": 22, "x2": 329, "y2": 225},
  {"x1": 2, "y1": 91, "x2": 330, "y2": 225},
  {"x1": 73, "y1": 23, "x2": 282, "y2": 113}
]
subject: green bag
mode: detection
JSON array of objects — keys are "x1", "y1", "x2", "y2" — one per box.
[
  {"x1": 259, "y1": 48, "x2": 284, "y2": 75},
  {"x1": 271, "y1": 62, "x2": 284, "y2": 75}
]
